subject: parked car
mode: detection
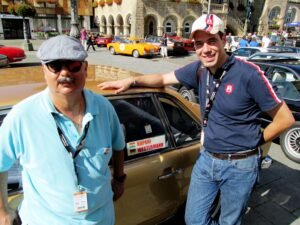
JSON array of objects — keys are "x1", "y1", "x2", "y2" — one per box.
[
  {"x1": 267, "y1": 45, "x2": 300, "y2": 53},
  {"x1": 247, "y1": 52, "x2": 300, "y2": 62},
  {"x1": 95, "y1": 35, "x2": 113, "y2": 47},
  {"x1": 0, "y1": 54, "x2": 9, "y2": 67},
  {"x1": 0, "y1": 44, "x2": 26, "y2": 63},
  {"x1": 167, "y1": 34, "x2": 195, "y2": 52},
  {"x1": 145, "y1": 35, "x2": 187, "y2": 55},
  {"x1": 1, "y1": 65, "x2": 223, "y2": 224},
  {"x1": 231, "y1": 47, "x2": 278, "y2": 60},
  {"x1": 107, "y1": 36, "x2": 159, "y2": 58}
]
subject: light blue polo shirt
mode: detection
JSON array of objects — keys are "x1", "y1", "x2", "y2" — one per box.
[{"x1": 0, "y1": 88, "x2": 125, "y2": 225}]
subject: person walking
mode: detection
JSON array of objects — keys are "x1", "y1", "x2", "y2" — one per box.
[
  {"x1": 160, "y1": 32, "x2": 168, "y2": 58},
  {"x1": 80, "y1": 27, "x2": 87, "y2": 50},
  {"x1": 86, "y1": 32, "x2": 96, "y2": 52},
  {"x1": 98, "y1": 14, "x2": 294, "y2": 225},
  {"x1": 0, "y1": 35, "x2": 126, "y2": 225},
  {"x1": 238, "y1": 35, "x2": 249, "y2": 48}
]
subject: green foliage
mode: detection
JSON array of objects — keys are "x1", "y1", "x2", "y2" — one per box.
[{"x1": 8, "y1": 3, "x2": 36, "y2": 18}]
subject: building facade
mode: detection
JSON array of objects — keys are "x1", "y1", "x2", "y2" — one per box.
[
  {"x1": 0, "y1": 0, "x2": 95, "y2": 39},
  {"x1": 94, "y1": 0, "x2": 228, "y2": 38}
]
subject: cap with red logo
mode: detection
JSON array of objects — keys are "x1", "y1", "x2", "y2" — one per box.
[{"x1": 189, "y1": 14, "x2": 225, "y2": 39}]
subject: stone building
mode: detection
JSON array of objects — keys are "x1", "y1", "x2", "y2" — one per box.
[
  {"x1": 94, "y1": 0, "x2": 228, "y2": 38},
  {"x1": 0, "y1": 0, "x2": 94, "y2": 39}
]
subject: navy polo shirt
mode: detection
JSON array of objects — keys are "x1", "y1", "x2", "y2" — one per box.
[{"x1": 175, "y1": 55, "x2": 282, "y2": 153}]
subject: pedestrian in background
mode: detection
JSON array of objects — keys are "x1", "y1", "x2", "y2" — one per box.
[
  {"x1": 80, "y1": 27, "x2": 87, "y2": 50},
  {"x1": 238, "y1": 35, "x2": 249, "y2": 47},
  {"x1": 0, "y1": 35, "x2": 126, "y2": 225},
  {"x1": 160, "y1": 32, "x2": 168, "y2": 58},
  {"x1": 86, "y1": 31, "x2": 96, "y2": 52},
  {"x1": 98, "y1": 14, "x2": 294, "y2": 225},
  {"x1": 249, "y1": 36, "x2": 259, "y2": 47}
]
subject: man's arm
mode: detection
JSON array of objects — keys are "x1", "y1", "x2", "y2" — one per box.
[
  {"x1": 111, "y1": 150, "x2": 126, "y2": 201},
  {"x1": 0, "y1": 172, "x2": 16, "y2": 225},
  {"x1": 98, "y1": 71, "x2": 179, "y2": 94},
  {"x1": 261, "y1": 101, "x2": 295, "y2": 144}
]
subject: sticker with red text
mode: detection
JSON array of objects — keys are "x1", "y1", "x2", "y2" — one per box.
[{"x1": 127, "y1": 135, "x2": 166, "y2": 156}]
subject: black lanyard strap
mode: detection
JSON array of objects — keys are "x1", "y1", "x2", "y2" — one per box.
[{"x1": 203, "y1": 70, "x2": 226, "y2": 127}]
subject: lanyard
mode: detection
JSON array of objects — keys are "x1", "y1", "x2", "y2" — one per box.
[
  {"x1": 52, "y1": 113, "x2": 90, "y2": 184},
  {"x1": 203, "y1": 70, "x2": 226, "y2": 127}
]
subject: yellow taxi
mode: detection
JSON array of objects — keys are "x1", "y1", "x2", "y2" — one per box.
[
  {"x1": 1, "y1": 65, "x2": 271, "y2": 225},
  {"x1": 107, "y1": 36, "x2": 159, "y2": 58}
]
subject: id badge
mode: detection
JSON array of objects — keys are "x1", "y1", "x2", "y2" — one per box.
[
  {"x1": 73, "y1": 191, "x2": 88, "y2": 212},
  {"x1": 200, "y1": 131, "x2": 204, "y2": 146}
]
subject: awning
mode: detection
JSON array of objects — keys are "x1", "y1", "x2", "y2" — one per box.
[{"x1": 287, "y1": 22, "x2": 300, "y2": 27}]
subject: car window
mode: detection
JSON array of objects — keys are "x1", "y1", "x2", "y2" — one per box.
[
  {"x1": 158, "y1": 96, "x2": 201, "y2": 146},
  {"x1": 275, "y1": 81, "x2": 300, "y2": 100},
  {"x1": 111, "y1": 97, "x2": 168, "y2": 161},
  {"x1": 269, "y1": 67, "x2": 297, "y2": 82}
]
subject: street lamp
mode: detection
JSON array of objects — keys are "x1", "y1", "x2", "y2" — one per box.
[
  {"x1": 243, "y1": 0, "x2": 253, "y2": 35},
  {"x1": 69, "y1": 0, "x2": 80, "y2": 39}
]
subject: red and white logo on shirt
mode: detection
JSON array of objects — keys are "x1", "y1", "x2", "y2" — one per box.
[{"x1": 225, "y1": 84, "x2": 234, "y2": 94}]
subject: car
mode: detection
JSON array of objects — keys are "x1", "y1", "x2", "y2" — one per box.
[
  {"x1": 107, "y1": 36, "x2": 159, "y2": 58},
  {"x1": 267, "y1": 45, "x2": 300, "y2": 53},
  {"x1": 0, "y1": 54, "x2": 9, "y2": 67},
  {"x1": 145, "y1": 35, "x2": 187, "y2": 55},
  {"x1": 1, "y1": 65, "x2": 222, "y2": 225},
  {"x1": 0, "y1": 44, "x2": 26, "y2": 63},
  {"x1": 231, "y1": 47, "x2": 278, "y2": 60},
  {"x1": 95, "y1": 35, "x2": 113, "y2": 47},
  {"x1": 247, "y1": 52, "x2": 300, "y2": 62},
  {"x1": 167, "y1": 34, "x2": 195, "y2": 52},
  {"x1": 260, "y1": 80, "x2": 300, "y2": 163}
]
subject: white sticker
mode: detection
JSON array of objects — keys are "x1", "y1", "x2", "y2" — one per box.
[
  {"x1": 200, "y1": 131, "x2": 204, "y2": 146},
  {"x1": 73, "y1": 191, "x2": 88, "y2": 213},
  {"x1": 119, "y1": 43, "x2": 125, "y2": 51},
  {"x1": 145, "y1": 124, "x2": 152, "y2": 134},
  {"x1": 127, "y1": 135, "x2": 166, "y2": 156}
]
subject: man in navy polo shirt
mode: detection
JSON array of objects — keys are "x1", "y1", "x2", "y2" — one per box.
[{"x1": 99, "y1": 14, "x2": 294, "y2": 225}]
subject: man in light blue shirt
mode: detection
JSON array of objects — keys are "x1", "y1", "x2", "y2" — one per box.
[{"x1": 0, "y1": 35, "x2": 126, "y2": 225}]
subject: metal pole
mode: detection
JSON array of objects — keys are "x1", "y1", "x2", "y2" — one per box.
[
  {"x1": 69, "y1": 0, "x2": 80, "y2": 39},
  {"x1": 243, "y1": 0, "x2": 250, "y2": 35},
  {"x1": 21, "y1": 0, "x2": 34, "y2": 51},
  {"x1": 207, "y1": 0, "x2": 211, "y2": 14}
]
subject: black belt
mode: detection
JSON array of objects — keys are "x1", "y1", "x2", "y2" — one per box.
[{"x1": 209, "y1": 149, "x2": 259, "y2": 160}]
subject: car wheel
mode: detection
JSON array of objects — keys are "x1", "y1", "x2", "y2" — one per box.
[
  {"x1": 132, "y1": 50, "x2": 140, "y2": 58},
  {"x1": 109, "y1": 47, "x2": 116, "y2": 55},
  {"x1": 280, "y1": 122, "x2": 300, "y2": 163},
  {"x1": 179, "y1": 86, "x2": 197, "y2": 103}
]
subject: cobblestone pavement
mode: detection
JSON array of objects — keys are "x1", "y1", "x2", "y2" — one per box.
[{"x1": 1, "y1": 39, "x2": 300, "y2": 225}]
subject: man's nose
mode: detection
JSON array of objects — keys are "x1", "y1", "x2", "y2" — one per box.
[{"x1": 202, "y1": 42, "x2": 211, "y2": 52}]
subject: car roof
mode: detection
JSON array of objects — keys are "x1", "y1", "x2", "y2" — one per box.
[
  {"x1": 254, "y1": 60, "x2": 300, "y2": 74},
  {"x1": 248, "y1": 52, "x2": 300, "y2": 60},
  {"x1": 0, "y1": 65, "x2": 197, "y2": 113}
]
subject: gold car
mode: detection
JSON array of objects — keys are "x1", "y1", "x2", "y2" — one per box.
[
  {"x1": 1, "y1": 65, "x2": 271, "y2": 224},
  {"x1": 107, "y1": 37, "x2": 159, "y2": 58}
]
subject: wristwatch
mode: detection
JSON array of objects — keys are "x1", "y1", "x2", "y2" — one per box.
[{"x1": 114, "y1": 174, "x2": 127, "y2": 183}]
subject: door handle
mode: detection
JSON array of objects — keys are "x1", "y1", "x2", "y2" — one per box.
[{"x1": 158, "y1": 168, "x2": 183, "y2": 180}]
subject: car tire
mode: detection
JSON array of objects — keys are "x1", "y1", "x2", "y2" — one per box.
[
  {"x1": 132, "y1": 50, "x2": 140, "y2": 58},
  {"x1": 109, "y1": 47, "x2": 116, "y2": 55},
  {"x1": 179, "y1": 86, "x2": 197, "y2": 103},
  {"x1": 280, "y1": 121, "x2": 300, "y2": 163}
]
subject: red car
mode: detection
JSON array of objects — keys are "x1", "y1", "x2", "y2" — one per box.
[
  {"x1": 95, "y1": 35, "x2": 113, "y2": 47},
  {"x1": 168, "y1": 34, "x2": 195, "y2": 52},
  {"x1": 0, "y1": 45, "x2": 26, "y2": 63}
]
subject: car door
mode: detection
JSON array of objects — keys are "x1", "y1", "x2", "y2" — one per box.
[{"x1": 109, "y1": 93, "x2": 201, "y2": 225}]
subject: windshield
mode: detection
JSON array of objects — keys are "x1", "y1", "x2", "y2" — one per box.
[{"x1": 275, "y1": 81, "x2": 300, "y2": 100}]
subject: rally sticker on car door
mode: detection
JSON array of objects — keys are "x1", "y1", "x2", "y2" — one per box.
[{"x1": 127, "y1": 135, "x2": 166, "y2": 156}]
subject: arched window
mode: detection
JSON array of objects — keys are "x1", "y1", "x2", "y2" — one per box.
[
  {"x1": 149, "y1": 21, "x2": 154, "y2": 35},
  {"x1": 166, "y1": 22, "x2": 172, "y2": 33},
  {"x1": 184, "y1": 22, "x2": 191, "y2": 33},
  {"x1": 269, "y1": 6, "x2": 281, "y2": 25}
]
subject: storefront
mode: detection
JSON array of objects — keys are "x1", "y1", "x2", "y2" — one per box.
[{"x1": 0, "y1": 14, "x2": 31, "y2": 39}]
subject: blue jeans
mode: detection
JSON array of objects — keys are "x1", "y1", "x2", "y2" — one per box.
[{"x1": 185, "y1": 148, "x2": 260, "y2": 225}]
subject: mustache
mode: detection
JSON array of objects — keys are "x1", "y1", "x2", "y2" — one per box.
[{"x1": 57, "y1": 76, "x2": 75, "y2": 83}]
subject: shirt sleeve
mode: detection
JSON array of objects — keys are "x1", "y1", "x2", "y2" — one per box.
[
  {"x1": 248, "y1": 67, "x2": 282, "y2": 112},
  {"x1": 0, "y1": 110, "x2": 20, "y2": 172},
  {"x1": 174, "y1": 61, "x2": 201, "y2": 89},
  {"x1": 109, "y1": 103, "x2": 126, "y2": 151}
]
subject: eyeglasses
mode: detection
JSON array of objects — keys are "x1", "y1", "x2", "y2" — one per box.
[{"x1": 46, "y1": 60, "x2": 83, "y2": 73}]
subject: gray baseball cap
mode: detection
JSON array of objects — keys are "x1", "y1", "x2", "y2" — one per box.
[{"x1": 37, "y1": 35, "x2": 88, "y2": 64}]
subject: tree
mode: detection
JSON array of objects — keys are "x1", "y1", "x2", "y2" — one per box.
[{"x1": 8, "y1": 2, "x2": 36, "y2": 51}]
